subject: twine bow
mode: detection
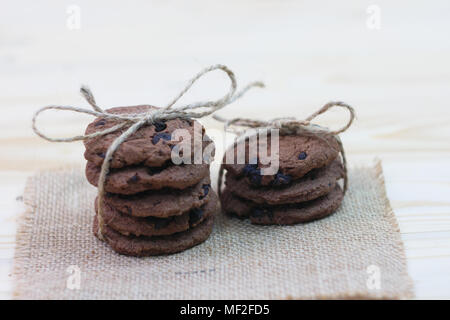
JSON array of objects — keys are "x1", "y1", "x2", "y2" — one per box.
[
  {"x1": 213, "y1": 101, "x2": 355, "y2": 194},
  {"x1": 32, "y1": 64, "x2": 264, "y2": 239}
]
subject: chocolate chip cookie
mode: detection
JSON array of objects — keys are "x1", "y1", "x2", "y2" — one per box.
[
  {"x1": 222, "y1": 134, "x2": 340, "y2": 186},
  {"x1": 96, "y1": 191, "x2": 218, "y2": 236},
  {"x1": 221, "y1": 185, "x2": 344, "y2": 225},
  {"x1": 103, "y1": 176, "x2": 212, "y2": 218},
  {"x1": 85, "y1": 161, "x2": 210, "y2": 194},
  {"x1": 225, "y1": 159, "x2": 344, "y2": 205},
  {"x1": 93, "y1": 214, "x2": 215, "y2": 257}
]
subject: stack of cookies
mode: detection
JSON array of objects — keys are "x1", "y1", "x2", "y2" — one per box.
[
  {"x1": 84, "y1": 106, "x2": 218, "y2": 256},
  {"x1": 220, "y1": 134, "x2": 345, "y2": 225}
]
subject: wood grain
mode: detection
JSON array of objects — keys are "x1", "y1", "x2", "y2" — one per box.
[{"x1": 1, "y1": 0, "x2": 449, "y2": 299}]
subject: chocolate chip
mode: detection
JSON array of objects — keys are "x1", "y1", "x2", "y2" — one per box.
[
  {"x1": 273, "y1": 173, "x2": 292, "y2": 186},
  {"x1": 308, "y1": 169, "x2": 318, "y2": 180},
  {"x1": 250, "y1": 208, "x2": 272, "y2": 219},
  {"x1": 251, "y1": 208, "x2": 273, "y2": 219},
  {"x1": 152, "y1": 133, "x2": 172, "y2": 145},
  {"x1": 154, "y1": 218, "x2": 170, "y2": 230},
  {"x1": 242, "y1": 163, "x2": 262, "y2": 185},
  {"x1": 190, "y1": 207, "x2": 203, "y2": 224},
  {"x1": 199, "y1": 184, "x2": 210, "y2": 200},
  {"x1": 97, "y1": 152, "x2": 105, "y2": 159},
  {"x1": 128, "y1": 174, "x2": 140, "y2": 183},
  {"x1": 154, "y1": 121, "x2": 167, "y2": 132},
  {"x1": 95, "y1": 119, "x2": 106, "y2": 126},
  {"x1": 298, "y1": 152, "x2": 307, "y2": 160}
]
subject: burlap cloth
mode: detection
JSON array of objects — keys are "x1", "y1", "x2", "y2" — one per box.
[{"x1": 13, "y1": 160, "x2": 414, "y2": 299}]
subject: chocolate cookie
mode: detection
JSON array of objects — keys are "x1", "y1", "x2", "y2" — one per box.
[
  {"x1": 84, "y1": 105, "x2": 214, "y2": 168},
  {"x1": 222, "y1": 134, "x2": 340, "y2": 186},
  {"x1": 93, "y1": 214, "x2": 215, "y2": 257},
  {"x1": 220, "y1": 185, "x2": 344, "y2": 225},
  {"x1": 96, "y1": 191, "x2": 218, "y2": 236},
  {"x1": 225, "y1": 159, "x2": 344, "y2": 205},
  {"x1": 85, "y1": 161, "x2": 210, "y2": 194},
  {"x1": 104, "y1": 176, "x2": 212, "y2": 218}
]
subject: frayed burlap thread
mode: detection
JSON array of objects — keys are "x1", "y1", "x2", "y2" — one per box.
[{"x1": 13, "y1": 160, "x2": 414, "y2": 299}]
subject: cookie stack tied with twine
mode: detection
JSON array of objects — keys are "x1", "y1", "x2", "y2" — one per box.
[
  {"x1": 215, "y1": 102, "x2": 355, "y2": 225},
  {"x1": 32, "y1": 65, "x2": 263, "y2": 256}
]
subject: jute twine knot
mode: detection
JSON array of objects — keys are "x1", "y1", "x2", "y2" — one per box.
[
  {"x1": 213, "y1": 101, "x2": 355, "y2": 195},
  {"x1": 32, "y1": 64, "x2": 264, "y2": 239}
]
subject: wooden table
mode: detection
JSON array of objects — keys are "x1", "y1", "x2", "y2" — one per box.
[{"x1": 1, "y1": 0, "x2": 449, "y2": 299}]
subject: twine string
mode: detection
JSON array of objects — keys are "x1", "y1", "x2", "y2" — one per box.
[
  {"x1": 213, "y1": 101, "x2": 355, "y2": 195},
  {"x1": 32, "y1": 64, "x2": 264, "y2": 239}
]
